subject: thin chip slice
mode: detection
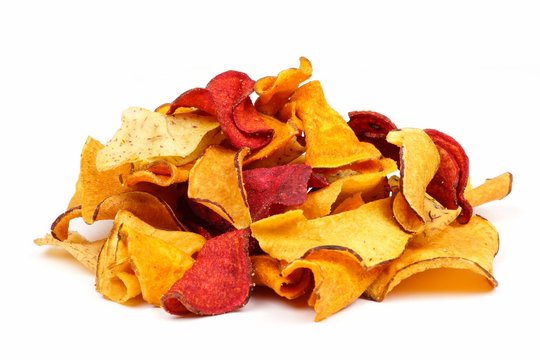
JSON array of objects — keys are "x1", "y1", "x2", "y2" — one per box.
[
  {"x1": 50, "y1": 206, "x2": 82, "y2": 240},
  {"x1": 251, "y1": 255, "x2": 311, "y2": 300},
  {"x1": 34, "y1": 232, "x2": 104, "y2": 272},
  {"x1": 254, "y1": 57, "x2": 313, "y2": 115},
  {"x1": 161, "y1": 229, "x2": 252, "y2": 316},
  {"x1": 387, "y1": 128, "x2": 440, "y2": 232},
  {"x1": 366, "y1": 215, "x2": 499, "y2": 301},
  {"x1": 465, "y1": 172, "x2": 513, "y2": 208},
  {"x1": 188, "y1": 146, "x2": 251, "y2": 229},
  {"x1": 96, "y1": 107, "x2": 220, "y2": 171},
  {"x1": 123, "y1": 161, "x2": 193, "y2": 187},
  {"x1": 251, "y1": 198, "x2": 410, "y2": 268},
  {"x1": 291, "y1": 81, "x2": 381, "y2": 168},
  {"x1": 282, "y1": 248, "x2": 382, "y2": 321}
]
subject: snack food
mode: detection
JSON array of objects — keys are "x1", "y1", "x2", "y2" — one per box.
[{"x1": 35, "y1": 57, "x2": 512, "y2": 321}]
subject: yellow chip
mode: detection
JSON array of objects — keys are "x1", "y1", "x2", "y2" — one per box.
[
  {"x1": 466, "y1": 172, "x2": 513, "y2": 208},
  {"x1": 291, "y1": 81, "x2": 381, "y2": 168}
]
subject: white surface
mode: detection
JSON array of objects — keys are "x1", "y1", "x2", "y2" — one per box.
[{"x1": 1, "y1": 1, "x2": 538, "y2": 359}]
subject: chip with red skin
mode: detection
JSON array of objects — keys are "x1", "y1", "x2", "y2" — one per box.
[
  {"x1": 348, "y1": 111, "x2": 400, "y2": 162},
  {"x1": 425, "y1": 129, "x2": 473, "y2": 224},
  {"x1": 243, "y1": 164, "x2": 313, "y2": 221},
  {"x1": 161, "y1": 228, "x2": 252, "y2": 316},
  {"x1": 167, "y1": 71, "x2": 273, "y2": 150},
  {"x1": 308, "y1": 172, "x2": 330, "y2": 190}
]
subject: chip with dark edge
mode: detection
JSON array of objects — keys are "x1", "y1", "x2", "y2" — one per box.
[{"x1": 161, "y1": 228, "x2": 253, "y2": 316}]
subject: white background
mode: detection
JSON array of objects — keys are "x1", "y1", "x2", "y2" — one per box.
[{"x1": 1, "y1": 0, "x2": 538, "y2": 358}]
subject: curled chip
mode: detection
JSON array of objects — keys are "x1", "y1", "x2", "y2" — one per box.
[
  {"x1": 291, "y1": 81, "x2": 381, "y2": 168},
  {"x1": 161, "y1": 229, "x2": 252, "y2": 316},
  {"x1": 167, "y1": 70, "x2": 274, "y2": 150},
  {"x1": 465, "y1": 172, "x2": 513, "y2": 208}
]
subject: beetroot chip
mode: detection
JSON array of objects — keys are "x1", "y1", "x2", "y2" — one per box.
[
  {"x1": 308, "y1": 172, "x2": 330, "y2": 190},
  {"x1": 348, "y1": 111, "x2": 400, "y2": 162},
  {"x1": 425, "y1": 129, "x2": 473, "y2": 224},
  {"x1": 168, "y1": 70, "x2": 273, "y2": 150},
  {"x1": 243, "y1": 164, "x2": 312, "y2": 221},
  {"x1": 161, "y1": 228, "x2": 252, "y2": 316}
]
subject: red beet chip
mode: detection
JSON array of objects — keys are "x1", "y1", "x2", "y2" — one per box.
[
  {"x1": 168, "y1": 70, "x2": 273, "y2": 150},
  {"x1": 161, "y1": 228, "x2": 253, "y2": 316},
  {"x1": 308, "y1": 172, "x2": 330, "y2": 190},
  {"x1": 348, "y1": 110, "x2": 400, "y2": 162},
  {"x1": 243, "y1": 164, "x2": 313, "y2": 221},
  {"x1": 425, "y1": 129, "x2": 473, "y2": 224}
]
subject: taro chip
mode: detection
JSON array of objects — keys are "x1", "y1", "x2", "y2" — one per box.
[
  {"x1": 366, "y1": 215, "x2": 499, "y2": 301},
  {"x1": 425, "y1": 129, "x2": 472, "y2": 224},
  {"x1": 282, "y1": 248, "x2": 382, "y2": 321},
  {"x1": 291, "y1": 81, "x2": 381, "y2": 168},
  {"x1": 188, "y1": 146, "x2": 251, "y2": 229},
  {"x1": 168, "y1": 71, "x2": 274, "y2": 150},
  {"x1": 251, "y1": 198, "x2": 410, "y2": 268},
  {"x1": 243, "y1": 164, "x2": 312, "y2": 221},
  {"x1": 161, "y1": 229, "x2": 252, "y2": 316},
  {"x1": 387, "y1": 128, "x2": 440, "y2": 232},
  {"x1": 96, "y1": 107, "x2": 221, "y2": 171},
  {"x1": 254, "y1": 57, "x2": 313, "y2": 116}
]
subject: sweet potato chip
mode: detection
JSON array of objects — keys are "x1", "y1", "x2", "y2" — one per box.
[
  {"x1": 251, "y1": 255, "x2": 312, "y2": 300},
  {"x1": 243, "y1": 164, "x2": 312, "y2": 221},
  {"x1": 254, "y1": 57, "x2": 312, "y2": 116},
  {"x1": 34, "y1": 232, "x2": 104, "y2": 272},
  {"x1": 96, "y1": 107, "x2": 221, "y2": 172},
  {"x1": 161, "y1": 229, "x2": 252, "y2": 316},
  {"x1": 282, "y1": 248, "x2": 382, "y2": 321},
  {"x1": 466, "y1": 172, "x2": 513, "y2": 208},
  {"x1": 123, "y1": 161, "x2": 193, "y2": 187},
  {"x1": 168, "y1": 71, "x2": 274, "y2": 150},
  {"x1": 251, "y1": 198, "x2": 410, "y2": 268},
  {"x1": 291, "y1": 81, "x2": 381, "y2": 168},
  {"x1": 366, "y1": 215, "x2": 499, "y2": 301},
  {"x1": 188, "y1": 146, "x2": 251, "y2": 229},
  {"x1": 50, "y1": 206, "x2": 82, "y2": 240},
  {"x1": 387, "y1": 128, "x2": 440, "y2": 232}
]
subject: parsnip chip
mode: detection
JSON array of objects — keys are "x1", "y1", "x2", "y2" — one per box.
[
  {"x1": 387, "y1": 128, "x2": 440, "y2": 232},
  {"x1": 251, "y1": 198, "x2": 410, "y2": 268},
  {"x1": 282, "y1": 248, "x2": 382, "y2": 321},
  {"x1": 188, "y1": 146, "x2": 251, "y2": 229},
  {"x1": 291, "y1": 81, "x2": 381, "y2": 168},
  {"x1": 254, "y1": 56, "x2": 313, "y2": 116},
  {"x1": 34, "y1": 232, "x2": 104, "y2": 272},
  {"x1": 366, "y1": 215, "x2": 499, "y2": 301},
  {"x1": 466, "y1": 172, "x2": 513, "y2": 208},
  {"x1": 96, "y1": 107, "x2": 221, "y2": 171}
]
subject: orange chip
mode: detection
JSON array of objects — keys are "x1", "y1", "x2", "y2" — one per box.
[
  {"x1": 188, "y1": 145, "x2": 251, "y2": 229},
  {"x1": 465, "y1": 172, "x2": 513, "y2": 208},
  {"x1": 282, "y1": 248, "x2": 382, "y2": 321},
  {"x1": 291, "y1": 81, "x2": 381, "y2": 168},
  {"x1": 366, "y1": 215, "x2": 499, "y2": 301},
  {"x1": 123, "y1": 160, "x2": 193, "y2": 187},
  {"x1": 251, "y1": 198, "x2": 410, "y2": 268},
  {"x1": 254, "y1": 57, "x2": 313, "y2": 116}
]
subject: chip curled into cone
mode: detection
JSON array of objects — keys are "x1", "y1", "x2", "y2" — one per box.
[{"x1": 35, "y1": 57, "x2": 512, "y2": 321}]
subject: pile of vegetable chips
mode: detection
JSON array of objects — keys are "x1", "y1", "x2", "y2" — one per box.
[{"x1": 35, "y1": 57, "x2": 512, "y2": 321}]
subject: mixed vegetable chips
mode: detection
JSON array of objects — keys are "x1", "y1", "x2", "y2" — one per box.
[{"x1": 35, "y1": 57, "x2": 512, "y2": 321}]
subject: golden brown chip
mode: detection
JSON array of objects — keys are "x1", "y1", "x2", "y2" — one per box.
[
  {"x1": 251, "y1": 198, "x2": 410, "y2": 268},
  {"x1": 34, "y1": 232, "x2": 104, "y2": 272},
  {"x1": 365, "y1": 215, "x2": 499, "y2": 301},
  {"x1": 465, "y1": 172, "x2": 513, "y2": 208},
  {"x1": 188, "y1": 145, "x2": 251, "y2": 229},
  {"x1": 123, "y1": 160, "x2": 193, "y2": 187},
  {"x1": 291, "y1": 81, "x2": 381, "y2": 168}
]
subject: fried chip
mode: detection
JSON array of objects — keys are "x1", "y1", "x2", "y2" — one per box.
[
  {"x1": 50, "y1": 206, "x2": 82, "y2": 241},
  {"x1": 282, "y1": 248, "x2": 382, "y2": 321},
  {"x1": 35, "y1": 232, "x2": 104, "y2": 272},
  {"x1": 167, "y1": 71, "x2": 274, "y2": 150},
  {"x1": 251, "y1": 255, "x2": 312, "y2": 300},
  {"x1": 188, "y1": 146, "x2": 251, "y2": 229},
  {"x1": 123, "y1": 160, "x2": 193, "y2": 187},
  {"x1": 366, "y1": 215, "x2": 499, "y2": 301},
  {"x1": 254, "y1": 57, "x2": 313, "y2": 116},
  {"x1": 96, "y1": 107, "x2": 221, "y2": 172},
  {"x1": 465, "y1": 172, "x2": 513, "y2": 208},
  {"x1": 243, "y1": 164, "x2": 312, "y2": 221},
  {"x1": 251, "y1": 198, "x2": 410, "y2": 268},
  {"x1": 291, "y1": 81, "x2": 381, "y2": 168},
  {"x1": 161, "y1": 229, "x2": 252, "y2": 316},
  {"x1": 387, "y1": 128, "x2": 440, "y2": 232}
]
